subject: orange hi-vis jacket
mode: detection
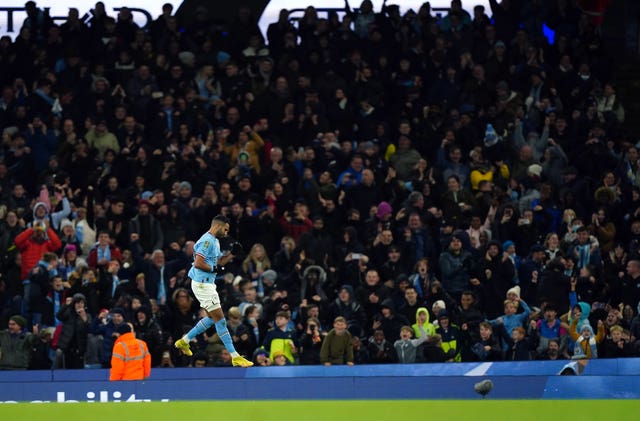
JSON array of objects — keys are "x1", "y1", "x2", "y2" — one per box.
[{"x1": 109, "y1": 333, "x2": 151, "y2": 381}]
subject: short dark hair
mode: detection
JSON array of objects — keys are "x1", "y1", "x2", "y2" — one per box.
[
  {"x1": 461, "y1": 290, "x2": 475, "y2": 298},
  {"x1": 42, "y1": 252, "x2": 58, "y2": 262},
  {"x1": 213, "y1": 215, "x2": 229, "y2": 225},
  {"x1": 275, "y1": 311, "x2": 290, "y2": 320}
]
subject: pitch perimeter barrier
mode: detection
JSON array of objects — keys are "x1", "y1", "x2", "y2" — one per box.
[{"x1": 1, "y1": 359, "x2": 639, "y2": 402}]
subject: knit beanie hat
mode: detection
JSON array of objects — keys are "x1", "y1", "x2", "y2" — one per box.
[
  {"x1": 507, "y1": 286, "x2": 521, "y2": 299},
  {"x1": 10, "y1": 315, "x2": 27, "y2": 328}
]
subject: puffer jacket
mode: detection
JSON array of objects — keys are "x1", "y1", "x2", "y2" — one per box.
[
  {"x1": 15, "y1": 227, "x2": 62, "y2": 279},
  {"x1": 0, "y1": 329, "x2": 35, "y2": 369}
]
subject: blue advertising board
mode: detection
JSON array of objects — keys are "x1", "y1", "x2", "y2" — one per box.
[{"x1": 1, "y1": 359, "x2": 639, "y2": 402}]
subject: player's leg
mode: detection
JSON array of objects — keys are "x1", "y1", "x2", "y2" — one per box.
[
  {"x1": 175, "y1": 282, "x2": 251, "y2": 366},
  {"x1": 174, "y1": 281, "x2": 215, "y2": 356},
  {"x1": 208, "y1": 307, "x2": 253, "y2": 367}
]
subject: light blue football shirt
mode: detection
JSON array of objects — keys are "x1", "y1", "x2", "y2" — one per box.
[{"x1": 188, "y1": 232, "x2": 221, "y2": 282}]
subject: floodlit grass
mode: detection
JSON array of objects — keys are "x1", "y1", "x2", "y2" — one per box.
[{"x1": 1, "y1": 400, "x2": 638, "y2": 420}]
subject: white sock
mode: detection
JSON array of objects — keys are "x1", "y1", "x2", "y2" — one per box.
[{"x1": 231, "y1": 351, "x2": 240, "y2": 358}]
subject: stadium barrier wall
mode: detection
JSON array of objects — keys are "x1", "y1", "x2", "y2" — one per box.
[{"x1": 1, "y1": 358, "x2": 639, "y2": 402}]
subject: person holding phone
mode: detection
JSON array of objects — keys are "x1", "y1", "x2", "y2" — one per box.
[{"x1": 299, "y1": 317, "x2": 324, "y2": 365}]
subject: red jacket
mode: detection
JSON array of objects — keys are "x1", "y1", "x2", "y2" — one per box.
[
  {"x1": 15, "y1": 228, "x2": 62, "y2": 279},
  {"x1": 109, "y1": 333, "x2": 151, "y2": 381},
  {"x1": 88, "y1": 244, "x2": 123, "y2": 269},
  {"x1": 279, "y1": 215, "x2": 313, "y2": 241}
]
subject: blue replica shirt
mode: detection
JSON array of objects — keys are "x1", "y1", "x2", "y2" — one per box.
[{"x1": 188, "y1": 232, "x2": 222, "y2": 281}]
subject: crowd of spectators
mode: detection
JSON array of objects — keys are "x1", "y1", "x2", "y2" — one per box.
[{"x1": 1, "y1": 0, "x2": 640, "y2": 370}]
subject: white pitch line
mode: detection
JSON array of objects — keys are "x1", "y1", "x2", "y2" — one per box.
[{"x1": 464, "y1": 362, "x2": 493, "y2": 376}]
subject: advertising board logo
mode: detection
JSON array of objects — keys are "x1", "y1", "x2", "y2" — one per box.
[
  {"x1": 0, "y1": 1, "x2": 182, "y2": 39},
  {"x1": 258, "y1": 0, "x2": 492, "y2": 36},
  {"x1": 0, "y1": 390, "x2": 170, "y2": 403}
]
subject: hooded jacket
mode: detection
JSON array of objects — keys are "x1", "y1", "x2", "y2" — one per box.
[
  {"x1": 300, "y1": 265, "x2": 328, "y2": 303},
  {"x1": 32, "y1": 196, "x2": 71, "y2": 231},
  {"x1": 133, "y1": 306, "x2": 164, "y2": 367},
  {"x1": 569, "y1": 318, "x2": 604, "y2": 359},
  {"x1": 568, "y1": 292, "x2": 591, "y2": 326},
  {"x1": 15, "y1": 227, "x2": 62, "y2": 279},
  {"x1": 435, "y1": 319, "x2": 462, "y2": 362},
  {"x1": 412, "y1": 307, "x2": 436, "y2": 339},
  {"x1": 55, "y1": 299, "x2": 91, "y2": 354}
]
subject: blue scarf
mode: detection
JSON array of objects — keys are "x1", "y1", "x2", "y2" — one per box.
[
  {"x1": 577, "y1": 244, "x2": 590, "y2": 268},
  {"x1": 97, "y1": 245, "x2": 111, "y2": 263},
  {"x1": 35, "y1": 88, "x2": 55, "y2": 106},
  {"x1": 53, "y1": 290, "x2": 62, "y2": 326}
]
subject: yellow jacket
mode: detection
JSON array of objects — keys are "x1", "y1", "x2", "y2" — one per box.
[{"x1": 224, "y1": 130, "x2": 265, "y2": 173}]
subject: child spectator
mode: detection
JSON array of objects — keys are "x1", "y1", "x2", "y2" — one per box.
[
  {"x1": 272, "y1": 350, "x2": 290, "y2": 366},
  {"x1": 423, "y1": 334, "x2": 448, "y2": 363},
  {"x1": 530, "y1": 304, "x2": 568, "y2": 356},
  {"x1": 394, "y1": 325, "x2": 427, "y2": 363},
  {"x1": 435, "y1": 310, "x2": 462, "y2": 362},
  {"x1": 252, "y1": 348, "x2": 272, "y2": 366},
  {"x1": 463, "y1": 321, "x2": 503, "y2": 362},
  {"x1": 263, "y1": 310, "x2": 297, "y2": 364},
  {"x1": 412, "y1": 307, "x2": 436, "y2": 339},
  {"x1": 319, "y1": 316, "x2": 353, "y2": 366},
  {"x1": 601, "y1": 325, "x2": 635, "y2": 358},
  {"x1": 299, "y1": 317, "x2": 324, "y2": 365},
  {"x1": 569, "y1": 318, "x2": 605, "y2": 359},
  {"x1": 536, "y1": 338, "x2": 565, "y2": 360},
  {"x1": 502, "y1": 326, "x2": 533, "y2": 361},
  {"x1": 490, "y1": 297, "x2": 531, "y2": 348},
  {"x1": 367, "y1": 328, "x2": 397, "y2": 364},
  {"x1": 351, "y1": 336, "x2": 370, "y2": 364}
]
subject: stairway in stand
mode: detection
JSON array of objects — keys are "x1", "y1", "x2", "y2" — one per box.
[{"x1": 616, "y1": 60, "x2": 640, "y2": 135}]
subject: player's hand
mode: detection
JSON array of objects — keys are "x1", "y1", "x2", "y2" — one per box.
[{"x1": 230, "y1": 241, "x2": 243, "y2": 255}]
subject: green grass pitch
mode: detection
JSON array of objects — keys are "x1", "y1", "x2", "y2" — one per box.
[{"x1": 1, "y1": 400, "x2": 639, "y2": 420}]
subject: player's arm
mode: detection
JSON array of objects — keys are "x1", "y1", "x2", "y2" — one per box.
[
  {"x1": 218, "y1": 253, "x2": 235, "y2": 267},
  {"x1": 194, "y1": 253, "x2": 215, "y2": 273}
]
